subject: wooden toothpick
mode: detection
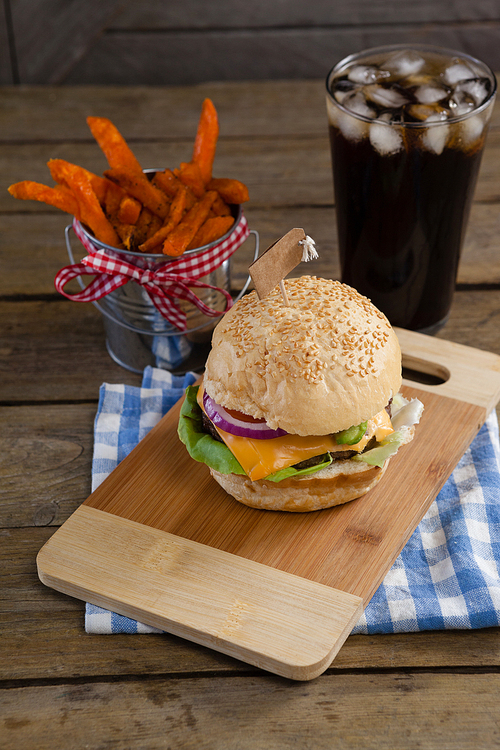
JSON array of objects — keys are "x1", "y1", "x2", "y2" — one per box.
[{"x1": 279, "y1": 280, "x2": 290, "y2": 306}]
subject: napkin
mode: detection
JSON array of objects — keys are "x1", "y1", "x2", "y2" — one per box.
[{"x1": 86, "y1": 367, "x2": 500, "y2": 636}]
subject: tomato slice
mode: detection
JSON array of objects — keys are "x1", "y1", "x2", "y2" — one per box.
[{"x1": 224, "y1": 408, "x2": 267, "y2": 424}]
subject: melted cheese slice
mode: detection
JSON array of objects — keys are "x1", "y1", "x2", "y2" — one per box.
[{"x1": 198, "y1": 386, "x2": 394, "y2": 481}]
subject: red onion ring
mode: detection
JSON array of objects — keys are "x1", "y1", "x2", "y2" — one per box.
[{"x1": 203, "y1": 391, "x2": 288, "y2": 439}]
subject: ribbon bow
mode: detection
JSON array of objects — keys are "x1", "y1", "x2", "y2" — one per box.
[{"x1": 55, "y1": 215, "x2": 249, "y2": 331}]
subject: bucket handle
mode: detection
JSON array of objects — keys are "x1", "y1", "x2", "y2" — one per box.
[{"x1": 64, "y1": 224, "x2": 259, "y2": 337}]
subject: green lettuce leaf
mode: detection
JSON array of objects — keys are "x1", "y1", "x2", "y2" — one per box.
[
  {"x1": 353, "y1": 431, "x2": 405, "y2": 467},
  {"x1": 177, "y1": 386, "x2": 246, "y2": 475},
  {"x1": 264, "y1": 455, "x2": 333, "y2": 483}
]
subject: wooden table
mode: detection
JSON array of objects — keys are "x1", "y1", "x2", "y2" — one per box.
[{"x1": 2, "y1": 81, "x2": 500, "y2": 749}]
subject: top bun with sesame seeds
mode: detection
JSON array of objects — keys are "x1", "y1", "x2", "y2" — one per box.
[{"x1": 203, "y1": 276, "x2": 402, "y2": 436}]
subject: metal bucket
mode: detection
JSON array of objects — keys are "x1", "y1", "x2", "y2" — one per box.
[{"x1": 65, "y1": 204, "x2": 259, "y2": 374}]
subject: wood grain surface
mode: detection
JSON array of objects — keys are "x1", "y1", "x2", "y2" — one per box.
[
  {"x1": 6, "y1": 1, "x2": 500, "y2": 86},
  {"x1": 2, "y1": 79, "x2": 500, "y2": 745},
  {"x1": 3, "y1": 673, "x2": 500, "y2": 750}
]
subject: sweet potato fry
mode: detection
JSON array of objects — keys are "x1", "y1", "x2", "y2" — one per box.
[
  {"x1": 174, "y1": 161, "x2": 206, "y2": 199},
  {"x1": 152, "y1": 169, "x2": 197, "y2": 210},
  {"x1": 133, "y1": 208, "x2": 163, "y2": 249},
  {"x1": 138, "y1": 184, "x2": 188, "y2": 253},
  {"x1": 152, "y1": 169, "x2": 182, "y2": 198},
  {"x1": 187, "y1": 215, "x2": 234, "y2": 250},
  {"x1": 104, "y1": 179, "x2": 127, "y2": 217},
  {"x1": 86, "y1": 117, "x2": 143, "y2": 176},
  {"x1": 8, "y1": 181, "x2": 80, "y2": 217},
  {"x1": 104, "y1": 168, "x2": 170, "y2": 219},
  {"x1": 117, "y1": 195, "x2": 142, "y2": 225},
  {"x1": 59, "y1": 163, "x2": 121, "y2": 247},
  {"x1": 113, "y1": 221, "x2": 136, "y2": 250},
  {"x1": 208, "y1": 178, "x2": 249, "y2": 204},
  {"x1": 162, "y1": 190, "x2": 217, "y2": 257},
  {"x1": 111, "y1": 207, "x2": 162, "y2": 251},
  {"x1": 211, "y1": 192, "x2": 232, "y2": 216},
  {"x1": 192, "y1": 98, "x2": 219, "y2": 185},
  {"x1": 48, "y1": 159, "x2": 109, "y2": 204}
]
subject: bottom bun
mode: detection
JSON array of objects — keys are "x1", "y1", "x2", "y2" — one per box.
[{"x1": 210, "y1": 459, "x2": 389, "y2": 512}]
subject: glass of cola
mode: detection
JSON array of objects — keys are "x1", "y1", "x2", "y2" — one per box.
[{"x1": 326, "y1": 44, "x2": 497, "y2": 333}]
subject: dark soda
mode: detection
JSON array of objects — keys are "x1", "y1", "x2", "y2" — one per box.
[{"x1": 326, "y1": 45, "x2": 496, "y2": 332}]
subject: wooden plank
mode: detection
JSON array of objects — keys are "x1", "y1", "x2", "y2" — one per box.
[
  {"x1": 4, "y1": 131, "x2": 500, "y2": 213},
  {"x1": 2, "y1": 673, "x2": 499, "y2": 750},
  {"x1": 0, "y1": 136, "x2": 335, "y2": 212},
  {"x1": 0, "y1": 404, "x2": 95, "y2": 528},
  {"x1": 0, "y1": 0, "x2": 14, "y2": 84},
  {"x1": 437, "y1": 290, "x2": 500, "y2": 356},
  {"x1": 113, "y1": 0, "x2": 500, "y2": 28},
  {"x1": 0, "y1": 209, "x2": 336, "y2": 296},
  {"x1": 2, "y1": 200, "x2": 500, "y2": 298},
  {"x1": 0, "y1": 81, "x2": 332, "y2": 140},
  {"x1": 11, "y1": 0, "x2": 123, "y2": 84},
  {"x1": 77, "y1": 391, "x2": 496, "y2": 575},
  {"x1": 64, "y1": 25, "x2": 500, "y2": 85},
  {"x1": 0, "y1": 300, "x2": 142, "y2": 402},
  {"x1": 1, "y1": 81, "x2": 499, "y2": 141},
  {"x1": 2, "y1": 289, "x2": 500, "y2": 404}
]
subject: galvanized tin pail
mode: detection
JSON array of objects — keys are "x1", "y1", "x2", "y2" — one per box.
[{"x1": 65, "y1": 205, "x2": 259, "y2": 374}]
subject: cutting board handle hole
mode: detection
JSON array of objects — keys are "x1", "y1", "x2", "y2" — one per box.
[{"x1": 402, "y1": 354, "x2": 450, "y2": 386}]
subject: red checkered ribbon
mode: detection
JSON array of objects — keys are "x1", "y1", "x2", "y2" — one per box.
[{"x1": 55, "y1": 214, "x2": 250, "y2": 331}]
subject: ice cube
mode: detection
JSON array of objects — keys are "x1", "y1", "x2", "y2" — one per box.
[
  {"x1": 449, "y1": 89, "x2": 476, "y2": 117},
  {"x1": 454, "y1": 78, "x2": 489, "y2": 107},
  {"x1": 406, "y1": 104, "x2": 448, "y2": 122},
  {"x1": 347, "y1": 64, "x2": 390, "y2": 84},
  {"x1": 422, "y1": 116, "x2": 450, "y2": 154},
  {"x1": 332, "y1": 78, "x2": 360, "y2": 104},
  {"x1": 414, "y1": 84, "x2": 448, "y2": 104},
  {"x1": 444, "y1": 62, "x2": 475, "y2": 86},
  {"x1": 335, "y1": 89, "x2": 352, "y2": 104},
  {"x1": 364, "y1": 84, "x2": 409, "y2": 108},
  {"x1": 327, "y1": 96, "x2": 369, "y2": 141},
  {"x1": 384, "y1": 50, "x2": 425, "y2": 77},
  {"x1": 451, "y1": 100, "x2": 476, "y2": 117},
  {"x1": 343, "y1": 91, "x2": 377, "y2": 119},
  {"x1": 369, "y1": 122, "x2": 403, "y2": 155},
  {"x1": 460, "y1": 114, "x2": 484, "y2": 146}
]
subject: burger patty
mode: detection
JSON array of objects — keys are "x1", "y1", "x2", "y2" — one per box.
[
  {"x1": 201, "y1": 413, "x2": 375, "y2": 467},
  {"x1": 202, "y1": 412, "x2": 224, "y2": 442}
]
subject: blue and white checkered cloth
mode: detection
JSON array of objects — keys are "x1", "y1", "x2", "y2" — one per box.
[{"x1": 86, "y1": 366, "x2": 500, "y2": 636}]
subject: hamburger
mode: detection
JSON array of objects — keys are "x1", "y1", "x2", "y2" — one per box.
[{"x1": 178, "y1": 276, "x2": 423, "y2": 512}]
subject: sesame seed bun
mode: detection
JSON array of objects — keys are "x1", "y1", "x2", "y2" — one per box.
[
  {"x1": 210, "y1": 459, "x2": 389, "y2": 512},
  {"x1": 204, "y1": 276, "x2": 402, "y2": 436}
]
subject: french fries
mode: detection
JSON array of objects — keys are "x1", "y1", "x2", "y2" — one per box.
[
  {"x1": 8, "y1": 181, "x2": 80, "y2": 217},
  {"x1": 192, "y1": 98, "x2": 219, "y2": 185},
  {"x1": 162, "y1": 190, "x2": 218, "y2": 257},
  {"x1": 86, "y1": 117, "x2": 143, "y2": 176},
  {"x1": 7, "y1": 99, "x2": 249, "y2": 255},
  {"x1": 187, "y1": 215, "x2": 235, "y2": 250}
]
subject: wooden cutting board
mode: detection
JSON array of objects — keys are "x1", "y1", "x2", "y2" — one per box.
[{"x1": 37, "y1": 328, "x2": 500, "y2": 680}]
